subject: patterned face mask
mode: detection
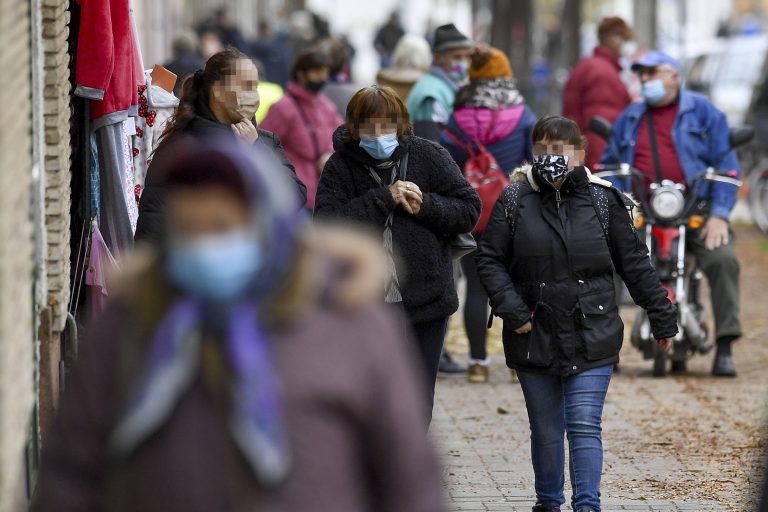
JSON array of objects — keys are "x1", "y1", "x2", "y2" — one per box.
[{"x1": 532, "y1": 154, "x2": 570, "y2": 190}]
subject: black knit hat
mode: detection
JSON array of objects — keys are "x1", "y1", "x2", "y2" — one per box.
[{"x1": 432, "y1": 23, "x2": 473, "y2": 52}]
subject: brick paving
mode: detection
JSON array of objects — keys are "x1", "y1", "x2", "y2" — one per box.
[{"x1": 431, "y1": 355, "x2": 749, "y2": 512}]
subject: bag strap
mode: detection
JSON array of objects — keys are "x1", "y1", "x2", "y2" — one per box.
[
  {"x1": 645, "y1": 110, "x2": 665, "y2": 184},
  {"x1": 587, "y1": 183, "x2": 612, "y2": 246},
  {"x1": 287, "y1": 92, "x2": 322, "y2": 161},
  {"x1": 444, "y1": 128, "x2": 473, "y2": 155}
]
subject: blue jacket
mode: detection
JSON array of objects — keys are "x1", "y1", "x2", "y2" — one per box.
[{"x1": 600, "y1": 90, "x2": 740, "y2": 220}]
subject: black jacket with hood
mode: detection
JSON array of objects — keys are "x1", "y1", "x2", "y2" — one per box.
[
  {"x1": 476, "y1": 165, "x2": 678, "y2": 376},
  {"x1": 315, "y1": 126, "x2": 481, "y2": 324},
  {"x1": 135, "y1": 104, "x2": 307, "y2": 244}
]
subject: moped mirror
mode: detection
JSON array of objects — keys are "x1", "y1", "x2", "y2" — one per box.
[
  {"x1": 588, "y1": 116, "x2": 613, "y2": 141},
  {"x1": 729, "y1": 126, "x2": 754, "y2": 149}
]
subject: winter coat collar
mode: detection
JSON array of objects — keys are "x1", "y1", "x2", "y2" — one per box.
[
  {"x1": 594, "y1": 45, "x2": 622, "y2": 71},
  {"x1": 512, "y1": 165, "x2": 613, "y2": 192},
  {"x1": 428, "y1": 65, "x2": 461, "y2": 91}
]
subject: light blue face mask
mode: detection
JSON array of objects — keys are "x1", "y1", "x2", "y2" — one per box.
[
  {"x1": 167, "y1": 230, "x2": 262, "y2": 303},
  {"x1": 359, "y1": 132, "x2": 399, "y2": 160},
  {"x1": 448, "y1": 59, "x2": 470, "y2": 83},
  {"x1": 642, "y1": 79, "x2": 667, "y2": 106}
]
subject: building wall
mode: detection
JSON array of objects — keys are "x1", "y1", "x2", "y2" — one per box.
[{"x1": 0, "y1": 0, "x2": 35, "y2": 509}]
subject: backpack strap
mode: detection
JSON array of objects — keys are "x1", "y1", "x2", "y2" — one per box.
[
  {"x1": 587, "y1": 182, "x2": 638, "y2": 248},
  {"x1": 500, "y1": 180, "x2": 528, "y2": 238}
]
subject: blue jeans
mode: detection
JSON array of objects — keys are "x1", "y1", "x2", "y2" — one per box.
[{"x1": 517, "y1": 365, "x2": 613, "y2": 512}]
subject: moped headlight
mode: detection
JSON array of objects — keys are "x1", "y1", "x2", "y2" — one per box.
[{"x1": 650, "y1": 187, "x2": 685, "y2": 220}]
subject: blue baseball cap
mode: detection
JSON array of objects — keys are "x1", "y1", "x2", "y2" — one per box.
[{"x1": 630, "y1": 50, "x2": 682, "y2": 72}]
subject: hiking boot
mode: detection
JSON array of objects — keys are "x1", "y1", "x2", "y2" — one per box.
[
  {"x1": 438, "y1": 351, "x2": 466, "y2": 375},
  {"x1": 712, "y1": 352, "x2": 737, "y2": 377},
  {"x1": 468, "y1": 363, "x2": 489, "y2": 383}
]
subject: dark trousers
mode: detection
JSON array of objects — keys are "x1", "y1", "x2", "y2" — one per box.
[
  {"x1": 460, "y1": 253, "x2": 489, "y2": 361},
  {"x1": 688, "y1": 228, "x2": 742, "y2": 340},
  {"x1": 412, "y1": 317, "x2": 449, "y2": 423}
]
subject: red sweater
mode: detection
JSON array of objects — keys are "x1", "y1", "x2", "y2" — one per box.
[
  {"x1": 563, "y1": 46, "x2": 632, "y2": 169},
  {"x1": 75, "y1": 0, "x2": 143, "y2": 125},
  {"x1": 633, "y1": 101, "x2": 686, "y2": 188}
]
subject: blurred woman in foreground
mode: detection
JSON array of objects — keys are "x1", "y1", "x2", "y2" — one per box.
[{"x1": 32, "y1": 138, "x2": 444, "y2": 512}]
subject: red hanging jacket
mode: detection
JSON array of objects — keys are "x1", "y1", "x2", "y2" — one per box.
[{"x1": 75, "y1": 0, "x2": 142, "y2": 126}]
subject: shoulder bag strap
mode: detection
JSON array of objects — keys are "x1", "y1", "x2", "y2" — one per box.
[{"x1": 288, "y1": 92, "x2": 322, "y2": 161}]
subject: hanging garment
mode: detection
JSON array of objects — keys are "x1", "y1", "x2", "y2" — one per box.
[
  {"x1": 94, "y1": 124, "x2": 136, "y2": 255},
  {"x1": 74, "y1": 0, "x2": 144, "y2": 128},
  {"x1": 85, "y1": 221, "x2": 119, "y2": 315},
  {"x1": 133, "y1": 71, "x2": 179, "y2": 202}
]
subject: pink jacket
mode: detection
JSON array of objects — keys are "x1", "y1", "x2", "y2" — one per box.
[{"x1": 261, "y1": 82, "x2": 343, "y2": 208}]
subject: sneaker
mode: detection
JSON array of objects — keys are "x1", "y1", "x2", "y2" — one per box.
[
  {"x1": 468, "y1": 363, "x2": 489, "y2": 383},
  {"x1": 438, "y1": 351, "x2": 467, "y2": 375},
  {"x1": 532, "y1": 503, "x2": 560, "y2": 512}
]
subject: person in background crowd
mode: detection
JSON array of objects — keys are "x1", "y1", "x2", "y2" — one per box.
[
  {"x1": 199, "y1": 28, "x2": 224, "y2": 61},
  {"x1": 601, "y1": 51, "x2": 742, "y2": 377},
  {"x1": 31, "y1": 138, "x2": 446, "y2": 512},
  {"x1": 477, "y1": 116, "x2": 677, "y2": 512},
  {"x1": 252, "y1": 21, "x2": 293, "y2": 87},
  {"x1": 164, "y1": 31, "x2": 205, "y2": 97},
  {"x1": 261, "y1": 49, "x2": 343, "y2": 209},
  {"x1": 377, "y1": 34, "x2": 432, "y2": 102},
  {"x1": 210, "y1": 6, "x2": 249, "y2": 53},
  {"x1": 374, "y1": 12, "x2": 405, "y2": 68},
  {"x1": 407, "y1": 23, "x2": 474, "y2": 374},
  {"x1": 440, "y1": 46, "x2": 536, "y2": 384},
  {"x1": 314, "y1": 86, "x2": 481, "y2": 421},
  {"x1": 136, "y1": 48, "x2": 307, "y2": 244},
  {"x1": 562, "y1": 17, "x2": 634, "y2": 169},
  {"x1": 407, "y1": 23, "x2": 474, "y2": 142},
  {"x1": 318, "y1": 37, "x2": 360, "y2": 118}
]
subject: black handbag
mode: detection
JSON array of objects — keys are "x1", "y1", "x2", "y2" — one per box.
[{"x1": 398, "y1": 154, "x2": 477, "y2": 260}]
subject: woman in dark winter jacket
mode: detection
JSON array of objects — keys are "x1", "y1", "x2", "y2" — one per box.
[
  {"x1": 315, "y1": 85, "x2": 481, "y2": 420},
  {"x1": 440, "y1": 46, "x2": 536, "y2": 384},
  {"x1": 476, "y1": 116, "x2": 677, "y2": 512},
  {"x1": 32, "y1": 139, "x2": 445, "y2": 512},
  {"x1": 135, "y1": 48, "x2": 307, "y2": 244}
]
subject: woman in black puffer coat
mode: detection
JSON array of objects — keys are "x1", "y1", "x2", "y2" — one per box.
[
  {"x1": 315, "y1": 86, "x2": 480, "y2": 421},
  {"x1": 476, "y1": 116, "x2": 677, "y2": 512}
]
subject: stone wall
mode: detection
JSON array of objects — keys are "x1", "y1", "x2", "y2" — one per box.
[{"x1": 0, "y1": 0, "x2": 35, "y2": 509}]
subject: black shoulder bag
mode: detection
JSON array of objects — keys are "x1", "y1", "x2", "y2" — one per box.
[{"x1": 399, "y1": 153, "x2": 477, "y2": 260}]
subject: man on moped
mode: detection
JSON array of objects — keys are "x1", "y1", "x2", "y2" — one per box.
[{"x1": 601, "y1": 51, "x2": 741, "y2": 377}]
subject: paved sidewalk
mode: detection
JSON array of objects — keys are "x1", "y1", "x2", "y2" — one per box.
[{"x1": 431, "y1": 358, "x2": 741, "y2": 512}]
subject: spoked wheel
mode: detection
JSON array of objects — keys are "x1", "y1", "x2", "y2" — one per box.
[
  {"x1": 748, "y1": 167, "x2": 768, "y2": 234},
  {"x1": 653, "y1": 343, "x2": 667, "y2": 377}
]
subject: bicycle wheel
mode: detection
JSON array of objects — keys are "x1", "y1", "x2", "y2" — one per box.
[{"x1": 748, "y1": 167, "x2": 768, "y2": 234}]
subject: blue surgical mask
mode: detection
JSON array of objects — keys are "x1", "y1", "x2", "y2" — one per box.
[
  {"x1": 642, "y1": 79, "x2": 667, "y2": 106},
  {"x1": 167, "y1": 230, "x2": 262, "y2": 303},
  {"x1": 359, "y1": 132, "x2": 399, "y2": 160},
  {"x1": 448, "y1": 59, "x2": 470, "y2": 83}
]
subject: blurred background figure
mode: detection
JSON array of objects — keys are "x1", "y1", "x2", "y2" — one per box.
[
  {"x1": 314, "y1": 86, "x2": 480, "y2": 421},
  {"x1": 199, "y1": 5, "x2": 249, "y2": 53},
  {"x1": 261, "y1": 48, "x2": 343, "y2": 209},
  {"x1": 199, "y1": 28, "x2": 224, "y2": 61},
  {"x1": 136, "y1": 48, "x2": 307, "y2": 244},
  {"x1": 252, "y1": 21, "x2": 294, "y2": 88},
  {"x1": 377, "y1": 34, "x2": 433, "y2": 102},
  {"x1": 163, "y1": 30, "x2": 205, "y2": 97},
  {"x1": 440, "y1": 46, "x2": 536, "y2": 384},
  {"x1": 374, "y1": 11, "x2": 405, "y2": 69},
  {"x1": 562, "y1": 17, "x2": 635, "y2": 169},
  {"x1": 317, "y1": 37, "x2": 360, "y2": 118},
  {"x1": 407, "y1": 23, "x2": 474, "y2": 142},
  {"x1": 31, "y1": 138, "x2": 446, "y2": 512},
  {"x1": 254, "y1": 57, "x2": 285, "y2": 125}
]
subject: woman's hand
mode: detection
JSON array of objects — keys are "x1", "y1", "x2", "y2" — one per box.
[
  {"x1": 514, "y1": 321, "x2": 532, "y2": 334},
  {"x1": 317, "y1": 152, "x2": 332, "y2": 173},
  {"x1": 389, "y1": 181, "x2": 423, "y2": 214},
  {"x1": 231, "y1": 118, "x2": 259, "y2": 144}
]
